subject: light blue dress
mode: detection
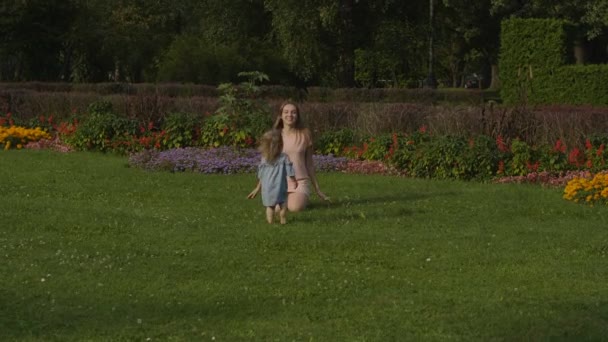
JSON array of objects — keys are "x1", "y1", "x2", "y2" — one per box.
[{"x1": 258, "y1": 153, "x2": 295, "y2": 207}]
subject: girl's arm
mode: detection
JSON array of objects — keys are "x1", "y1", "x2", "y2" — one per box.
[
  {"x1": 247, "y1": 180, "x2": 261, "y2": 199},
  {"x1": 305, "y1": 144, "x2": 330, "y2": 202}
]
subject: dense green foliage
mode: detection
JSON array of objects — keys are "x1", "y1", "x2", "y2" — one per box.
[
  {"x1": 2, "y1": 0, "x2": 606, "y2": 89},
  {"x1": 500, "y1": 18, "x2": 608, "y2": 105},
  {"x1": 499, "y1": 19, "x2": 571, "y2": 104}
]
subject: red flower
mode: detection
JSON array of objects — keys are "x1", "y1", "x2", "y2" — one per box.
[
  {"x1": 553, "y1": 139, "x2": 566, "y2": 153},
  {"x1": 496, "y1": 135, "x2": 509, "y2": 153},
  {"x1": 585, "y1": 139, "x2": 592, "y2": 150},
  {"x1": 568, "y1": 148, "x2": 582, "y2": 167},
  {"x1": 497, "y1": 160, "x2": 505, "y2": 174},
  {"x1": 419, "y1": 125, "x2": 428, "y2": 133},
  {"x1": 597, "y1": 144, "x2": 605, "y2": 156},
  {"x1": 384, "y1": 147, "x2": 395, "y2": 160},
  {"x1": 526, "y1": 160, "x2": 540, "y2": 172}
]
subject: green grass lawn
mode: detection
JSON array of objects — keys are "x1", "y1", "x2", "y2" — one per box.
[{"x1": 1, "y1": 150, "x2": 607, "y2": 341}]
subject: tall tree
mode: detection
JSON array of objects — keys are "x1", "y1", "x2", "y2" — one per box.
[
  {"x1": 582, "y1": 1, "x2": 608, "y2": 39},
  {"x1": 0, "y1": 0, "x2": 79, "y2": 81},
  {"x1": 438, "y1": 0, "x2": 501, "y2": 88},
  {"x1": 264, "y1": 0, "x2": 330, "y2": 84}
]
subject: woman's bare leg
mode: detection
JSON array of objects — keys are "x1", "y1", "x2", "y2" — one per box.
[{"x1": 287, "y1": 193, "x2": 309, "y2": 212}]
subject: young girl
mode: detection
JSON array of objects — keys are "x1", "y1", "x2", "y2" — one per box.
[{"x1": 247, "y1": 129, "x2": 296, "y2": 224}]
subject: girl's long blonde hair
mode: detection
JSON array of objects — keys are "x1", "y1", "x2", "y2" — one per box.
[{"x1": 258, "y1": 129, "x2": 283, "y2": 163}]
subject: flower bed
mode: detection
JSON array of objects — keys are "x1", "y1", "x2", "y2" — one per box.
[
  {"x1": 128, "y1": 147, "x2": 349, "y2": 174},
  {"x1": 0, "y1": 125, "x2": 52, "y2": 150},
  {"x1": 563, "y1": 172, "x2": 608, "y2": 205}
]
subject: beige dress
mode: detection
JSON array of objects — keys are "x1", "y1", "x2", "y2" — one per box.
[{"x1": 281, "y1": 129, "x2": 312, "y2": 196}]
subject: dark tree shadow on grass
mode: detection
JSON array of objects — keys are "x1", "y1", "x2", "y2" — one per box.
[
  {"x1": 309, "y1": 190, "x2": 459, "y2": 209},
  {"x1": 495, "y1": 301, "x2": 608, "y2": 341},
  {"x1": 291, "y1": 190, "x2": 460, "y2": 223}
]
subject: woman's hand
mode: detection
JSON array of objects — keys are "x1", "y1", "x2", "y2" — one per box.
[{"x1": 316, "y1": 189, "x2": 331, "y2": 203}]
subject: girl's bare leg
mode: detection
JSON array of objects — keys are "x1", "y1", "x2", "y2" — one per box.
[
  {"x1": 287, "y1": 193, "x2": 309, "y2": 212},
  {"x1": 279, "y1": 204, "x2": 288, "y2": 224},
  {"x1": 265, "y1": 207, "x2": 274, "y2": 224}
]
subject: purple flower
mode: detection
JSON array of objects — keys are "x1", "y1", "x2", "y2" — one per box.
[{"x1": 129, "y1": 147, "x2": 348, "y2": 174}]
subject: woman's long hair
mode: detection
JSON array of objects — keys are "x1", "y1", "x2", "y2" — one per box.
[
  {"x1": 258, "y1": 129, "x2": 283, "y2": 163},
  {"x1": 273, "y1": 101, "x2": 305, "y2": 130}
]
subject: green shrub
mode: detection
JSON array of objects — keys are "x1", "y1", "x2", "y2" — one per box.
[
  {"x1": 161, "y1": 112, "x2": 201, "y2": 149},
  {"x1": 157, "y1": 35, "x2": 247, "y2": 85},
  {"x1": 538, "y1": 139, "x2": 569, "y2": 172},
  {"x1": 461, "y1": 135, "x2": 500, "y2": 180},
  {"x1": 388, "y1": 134, "x2": 499, "y2": 180},
  {"x1": 508, "y1": 138, "x2": 535, "y2": 176},
  {"x1": 200, "y1": 72, "x2": 272, "y2": 148},
  {"x1": 66, "y1": 100, "x2": 137, "y2": 152},
  {"x1": 316, "y1": 129, "x2": 356, "y2": 156},
  {"x1": 361, "y1": 133, "x2": 394, "y2": 161},
  {"x1": 200, "y1": 113, "x2": 235, "y2": 148}
]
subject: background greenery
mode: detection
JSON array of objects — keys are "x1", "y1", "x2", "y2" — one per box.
[
  {"x1": 1, "y1": 0, "x2": 607, "y2": 88},
  {"x1": 500, "y1": 18, "x2": 608, "y2": 105},
  {"x1": 1, "y1": 150, "x2": 608, "y2": 340}
]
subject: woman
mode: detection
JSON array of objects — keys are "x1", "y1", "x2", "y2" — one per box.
[{"x1": 273, "y1": 101, "x2": 330, "y2": 212}]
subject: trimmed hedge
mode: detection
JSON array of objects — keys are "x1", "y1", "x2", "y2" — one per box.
[
  {"x1": 500, "y1": 18, "x2": 608, "y2": 105},
  {"x1": 0, "y1": 82, "x2": 497, "y2": 105},
  {"x1": 0, "y1": 82, "x2": 220, "y2": 97}
]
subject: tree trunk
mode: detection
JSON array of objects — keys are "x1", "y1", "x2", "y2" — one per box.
[
  {"x1": 574, "y1": 39, "x2": 587, "y2": 64},
  {"x1": 337, "y1": 0, "x2": 355, "y2": 87},
  {"x1": 489, "y1": 64, "x2": 500, "y2": 90}
]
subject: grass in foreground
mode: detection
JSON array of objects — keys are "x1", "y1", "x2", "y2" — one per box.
[{"x1": 1, "y1": 150, "x2": 607, "y2": 341}]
